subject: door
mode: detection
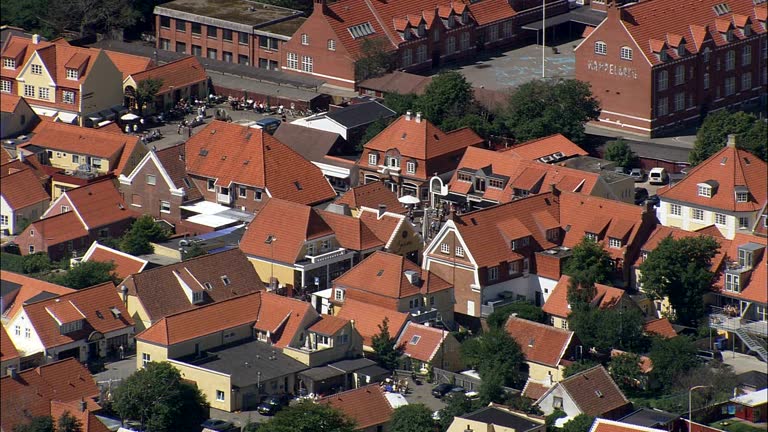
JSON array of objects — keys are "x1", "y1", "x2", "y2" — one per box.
[
  {"x1": 535, "y1": 291, "x2": 542, "y2": 307},
  {"x1": 467, "y1": 300, "x2": 475, "y2": 316}
]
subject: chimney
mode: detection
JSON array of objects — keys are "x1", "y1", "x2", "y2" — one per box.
[
  {"x1": 17, "y1": 152, "x2": 24, "y2": 163},
  {"x1": 7, "y1": 366, "x2": 18, "y2": 379},
  {"x1": 121, "y1": 285, "x2": 129, "y2": 308},
  {"x1": 405, "y1": 111, "x2": 412, "y2": 121},
  {"x1": 378, "y1": 204, "x2": 387, "y2": 218},
  {"x1": 350, "y1": 319, "x2": 355, "y2": 329},
  {"x1": 312, "y1": 0, "x2": 328, "y2": 14},
  {"x1": 415, "y1": 112, "x2": 422, "y2": 123},
  {"x1": 727, "y1": 134, "x2": 737, "y2": 148},
  {"x1": 606, "y1": 0, "x2": 623, "y2": 21},
  {"x1": 32, "y1": 34, "x2": 40, "y2": 45},
  {"x1": 79, "y1": 399, "x2": 87, "y2": 412}
]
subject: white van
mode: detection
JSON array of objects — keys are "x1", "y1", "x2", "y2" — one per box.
[{"x1": 648, "y1": 167, "x2": 668, "y2": 185}]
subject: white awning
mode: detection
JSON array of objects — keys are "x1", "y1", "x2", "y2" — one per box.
[
  {"x1": 32, "y1": 107, "x2": 59, "y2": 117},
  {"x1": 180, "y1": 201, "x2": 231, "y2": 215},
  {"x1": 185, "y1": 213, "x2": 238, "y2": 228},
  {"x1": 56, "y1": 112, "x2": 78, "y2": 124},
  {"x1": 312, "y1": 161, "x2": 350, "y2": 179}
]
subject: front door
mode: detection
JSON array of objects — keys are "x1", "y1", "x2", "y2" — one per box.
[{"x1": 88, "y1": 342, "x2": 100, "y2": 360}]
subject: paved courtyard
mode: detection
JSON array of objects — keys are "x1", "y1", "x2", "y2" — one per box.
[{"x1": 456, "y1": 39, "x2": 583, "y2": 90}]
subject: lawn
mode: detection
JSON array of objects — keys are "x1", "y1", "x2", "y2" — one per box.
[{"x1": 709, "y1": 420, "x2": 765, "y2": 432}]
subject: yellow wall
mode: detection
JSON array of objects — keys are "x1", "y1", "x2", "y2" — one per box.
[
  {"x1": 552, "y1": 316, "x2": 569, "y2": 330},
  {"x1": 248, "y1": 257, "x2": 295, "y2": 288},
  {"x1": 169, "y1": 359, "x2": 233, "y2": 411},
  {"x1": 17, "y1": 52, "x2": 56, "y2": 105},
  {"x1": 150, "y1": 242, "x2": 182, "y2": 260},
  {"x1": 528, "y1": 361, "x2": 565, "y2": 384},
  {"x1": 47, "y1": 152, "x2": 114, "y2": 174},
  {"x1": 386, "y1": 221, "x2": 422, "y2": 257},
  {"x1": 127, "y1": 295, "x2": 152, "y2": 333},
  {"x1": 135, "y1": 340, "x2": 170, "y2": 369}
]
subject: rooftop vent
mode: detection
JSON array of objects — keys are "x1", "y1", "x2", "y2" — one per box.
[{"x1": 199, "y1": 149, "x2": 208, "y2": 156}]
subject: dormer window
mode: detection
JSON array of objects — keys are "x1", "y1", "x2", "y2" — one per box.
[
  {"x1": 511, "y1": 237, "x2": 529, "y2": 250},
  {"x1": 547, "y1": 228, "x2": 560, "y2": 242},
  {"x1": 609, "y1": 238, "x2": 622, "y2": 249},
  {"x1": 457, "y1": 172, "x2": 472, "y2": 183},
  {"x1": 446, "y1": 14, "x2": 454, "y2": 28},
  {"x1": 368, "y1": 153, "x2": 378, "y2": 165},
  {"x1": 418, "y1": 23, "x2": 426, "y2": 37},
  {"x1": 678, "y1": 43, "x2": 686, "y2": 57},
  {"x1": 735, "y1": 187, "x2": 749, "y2": 202},
  {"x1": 585, "y1": 232, "x2": 598, "y2": 242},
  {"x1": 488, "y1": 178, "x2": 504, "y2": 189},
  {"x1": 462, "y1": 10, "x2": 469, "y2": 24},
  {"x1": 388, "y1": 156, "x2": 400, "y2": 168},
  {"x1": 403, "y1": 28, "x2": 411, "y2": 40},
  {"x1": 60, "y1": 320, "x2": 84, "y2": 334},
  {"x1": 725, "y1": 29, "x2": 734, "y2": 42},
  {"x1": 66, "y1": 68, "x2": 79, "y2": 80},
  {"x1": 697, "y1": 183, "x2": 713, "y2": 197},
  {"x1": 2, "y1": 57, "x2": 15, "y2": 69},
  {"x1": 334, "y1": 288, "x2": 345, "y2": 301},
  {"x1": 192, "y1": 291, "x2": 203, "y2": 304},
  {"x1": 307, "y1": 242, "x2": 316, "y2": 255},
  {"x1": 725, "y1": 273, "x2": 741, "y2": 292}
]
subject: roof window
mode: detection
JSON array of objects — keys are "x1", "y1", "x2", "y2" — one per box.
[
  {"x1": 410, "y1": 335, "x2": 421, "y2": 345},
  {"x1": 348, "y1": 22, "x2": 375, "y2": 39},
  {"x1": 713, "y1": 3, "x2": 731, "y2": 15}
]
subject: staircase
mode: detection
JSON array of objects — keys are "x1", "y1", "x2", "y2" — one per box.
[{"x1": 735, "y1": 327, "x2": 768, "y2": 362}]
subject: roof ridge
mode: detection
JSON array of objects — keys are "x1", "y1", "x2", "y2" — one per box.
[
  {"x1": 163, "y1": 290, "x2": 262, "y2": 320},
  {"x1": 506, "y1": 315, "x2": 574, "y2": 334}
]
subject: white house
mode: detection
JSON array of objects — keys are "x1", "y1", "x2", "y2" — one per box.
[{"x1": 0, "y1": 167, "x2": 49, "y2": 235}]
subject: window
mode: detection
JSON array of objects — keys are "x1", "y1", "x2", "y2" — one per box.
[
  {"x1": 146, "y1": 174, "x2": 156, "y2": 185},
  {"x1": 142, "y1": 353, "x2": 151, "y2": 367},
  {"x1": 287, "y1": 52, "x2": 298, "y2": 70},
  {"x1": 223, "y1": 51, "x2": 232, "y2": 63},
  {"x1": 609, "y1": 238, "x2": 622, "y2": 248},
  {"x1": 239, "y1": 32, "x2": 249, "y2": 44},
  {"x1": 656, "y1": 97, "x2": 668, "y2": 116},
  {"x1": 62, "y1": 90, "x2": 75, "y2": 104},
  {"x1": 455, "y1": 246, "x2": 464, "y2": 257},
  {"x1": 402, "y1": 48, "x2": 412, "y2": 66},
  {"x1": 328, "y1": 39, "x2": 336, "y2": 51},
  {"x1": 368, "y1": 153, "x2": 378, "y2": 165},
  {"x1": 595, "y1": 41, "x2": 607, "y2": 55},
  {"x1": 656, "y1": 70, "x2": 668, "y2": 92},
  {"x1": 387, "y1": 156, "x2": 399, "y2": 168},
  {"x1": 488, "y1": 266, "x2": 499, "y2": 281},
  {"x1": 725, "y1": 273, "x2": 740, "y2": 292},
  {"x1": 238, "y1": 54, "x2": 249, "y2": 65},
  {"x1": 29, "y1": 245, "x2": 35, "y2": 254},
  {"x1": 335, "y1": 289, "x2": 344, "y2": 301},
  {"x1": 434, "y1": 28, "x2": 440, "y2": 41},
  {"x1": 691, "y1": 208, "x2": 704, "y2": 220},
  {"x1": 259, "y1": 36, "x2": 279, "y2": 50},
  {"x1": 160, "y1": 38, "x2": 170, "y2": 50},
  {"x1": 24, "y1": 84, "x2": 34, "y2": 97},
  {"x1": 488, "y1": 178, "x2": 504, "y2": 189},
  {"x1": 585, "y1": 232, "x2": 598, "y2": 242},
  {"x1": 1, "y1": 80, "x2": 10, "y2": 93},
  {"x1": 487, "y1": 25, "x2": 498, "y2": 41},
  {"x1": 674, "y1": 65, "x2": 684, "y2": 85},
  {"x1": 697, "y1": 184, "x2": 712, "y2": 197},
  {"x1": 620, "y1": 46, "x2": 632, "y2": 60},
  {"x1": 703, "y1": 72, "x2": 710, "y2": 89},
  {"x1": 446, "y1": 36, "x2": 456, "y2": 54},
  {"x1": 216, "y1": 390, "x2": 225, "y2": 401},
  {"x1": 306, "y1": 242, "x2": 315, "y2": 255},
  {"x1": 160, "y1": 201, "x2": 171, "y2": 213},
  {"x1": 715, "y1": 213, "x2": 727, "y2": 225},
  {"x1": 725, "y1": 50, "x2": 735, "y2": 70},
  {"x1": 509, "y1": 261, "x2": 521, "y2": 275},
  {"x1": 301, "y1": 33, "x2": 309, "y2": 45},
  {"x1": 191, "y1": 22, "x2": 201, "y2": 35},
  {"x1": 31, "y1": 64, "x2": 43, "y2": 75},
  {"x1": 742, "y1": 45, "x2": 752, "y2": 66},
  {"x1": 37, "y1": 87, "x2": 49, "y2": 100},
  {"x1": 725, "y1": 76, "x2": 736, "y2": 96},
  {"x1": 237, "y1": 186, "x2": 246, "y2": 198},
  {"x1": 406, "y1": 160, "x2": 416, "y2": 173},
  {"x1": 678, "y1": 43, "x2": 686, "y2": 57},
  {"x1": 175, "y1": 42, "x2": 186, "y2": 54},
  {"x1": 553, "y1": 396, "x2": 563, "y2": 409},
  {"x1": 503, "y1": 21, "x2": 513, "y2": 38},
  {"x1": 674, "y1": 92, "x2": 685, "y2": 111},
  {"x1": 207, "y1": 179, "x2": 215, "y2": 191},
  {"x1": 460, "y1": 32, "x2": 470, "y2": 51},
  {"x1": 223, "y1": 29, "x2": 232, "y2": 41},
  {"x1": 0, "y1": 215, "x2": 7, "y2": 225},
  {"x1": 440, "y1": 243, "x2": 450, "y2": 254},
  {"x1": 91, "y1": 158, "x2": 101, "y2": 169},
  {"x1": 523, "y1": 258, "x2": 530, "y2": 273},
  {"x1": 160, "y1": 16, "x2": 170, "y2": 28},
  {"x1": 207, "y1": 48, "x2": 217, "y2": 60},
  {"x1": 2, "y1": 57, "x2": 15, "y2": 69},
  {"x1": 742, "y1": 72, "x2": 752, "y2": 90},
  {"x1": 208, "y1": 25, "x2": 217, "y2": 38},
  {"x1": 739, "y1": 217, "x2": 749, "y2": 229},
  {"x1": 25, "y1": 328, "x2": 30, "y2": 339},
  {"x1": 416, "y1": 45, "x2": 427, "y2": 63},
  {"x1": 457, "y1": 172, "x2": 472, "y2": 182},
  {"x1": 736, "y1": 191, "x2": 748, "y2": 202},
  {"x1": 254, "y1": 190, "x2": 263, "y2": 201},
  {"x1": 321, "y1": 239, "x2": 330, "y2": 251},
  {"x1": 175, "y1": 19, "x2": 186, "y2": 32}
]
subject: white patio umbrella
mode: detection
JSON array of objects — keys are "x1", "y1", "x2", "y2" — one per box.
[
  {"x1": 398, "y1": 195, "x2": 421, "y2": 205},
  {"x1": 121, "y1": 113, "x2": 140, "y2": 121}
]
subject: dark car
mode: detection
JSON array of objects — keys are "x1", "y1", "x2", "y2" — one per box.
[
  {"x1": 634, "y1": 187, "x2": 649, "y2": 205},
  {"x1": 200, "y1": 419, "x2": 234, "y2": 431},
  {"x1": 697, "y1": 350, "x2": 724, "y2": 363},
  {"x1": 257, "y1": 394, "x2": 292, "y2": 416},
  {"x1": 431, "y1": 383, "x2": 453, "y2": 398},
  {"x1": 645, "y1": 195, "x2": 660, "y2": 207}
]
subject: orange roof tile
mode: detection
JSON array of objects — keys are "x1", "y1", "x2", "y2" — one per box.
[
  {"x1": 503, "y1": 134, "x2": 589, "y2": 161},
  {"x1": 505, "y1": 316, "x2": 574, "y2": 368},
  {"x1": 318, "y1": 384, "x2": 394, "y2": 429},
  {"x1": 396, "y1": 321, "x2": 448, "y2": 363},
  {"x1": 337, "y1": 299, "x2": 409, "y2": 346},
  {"x1": 0, "y1": 93, "x2": 23, "y2": 113},
  {"x1": 103, "y1": 50, "x2": 153, "y2": 80},
  {"x1": 358, "y1": 208, "x2": 406, "y2": 246},
  {"x1": 308, "y1": 315, "x2": 349, "y2": 336},
  {"x1": 642, "y1": 318, "x2": 677, "y2": 339},
  {"x1": 26, "y1": 120, "x2": 139, "y2": 161},
  {"x1": 24, "y1": 282, "x2": 133, "y2": 349},
  {"x1": 185, "y1": 121, "x2": 335, "y2": 205},
  {"x1": 0, "y1": 325, "x2": 19, "y2": 363},
  {"x1": 658, "y1": 145, "x2": 766, "y2": 213},
  {"x1": 22, "y1": 211, "x2": 89, "y2": 246},
  {"x1": 0, "y1": 168, "x2": 50, "y2": 209},
  {"x1": 522, "y1": 379, "x2": 551, "y2": 400},
  {"x1": 256, "y1": 293, "x2": 317, "y2": 348},
  {"x1": 50, "y1": 400, "x2": 111, "y2": 432},
  {"x1": 469, "y1": 0, "x2": 518, "y2": 25},
  {"x1": 554, "y1": 365, "x2": 630, "y2": 417},
  {"x1": 81, "y1": 241, "x2": 148, "y2": 279},
  {"x1": 714, "y1": 233, "x2": 767, "y2": 304},
  {"x1": 335, "y1": 181, "x2": 408, "y2": 214},
  {"x1": 0, "y1": 271, "x2": 75, "y2": 319},
  {"x1": 130, "y1": 56, "x2": 207, "y2": 95},
  {"x1": 591, "y1": 418, "x2": 669, "y2": 432},
  {"x1": 56, "y1": 179, "x2": 132, "y2": 230},
  {"x1": 542, "y1": 275, "x2": 628, "y2": 318},
  {"x1": 319, "y1": 210, "x2": 384, "y2": 251}
]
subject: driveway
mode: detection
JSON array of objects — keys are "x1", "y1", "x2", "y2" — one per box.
[{"x1": 720, "y1": 350, "x2": 767, "y2": 375}]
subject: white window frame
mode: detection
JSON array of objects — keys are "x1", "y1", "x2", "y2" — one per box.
[
  {"x1": 725, "y1": 50, "x2": 735, "y2": 70},
  {"x1": 609, "y1": 238, "x2": 622, "y2": 249},
  {"x1": 66, "y1": 68, "x2": 78, "y2": 80},
  {"x1": 142, "y1": 352, "x2": 151, "y2": 367},
  {"x1": 674, "y1": 92, "x2": 685, "y2": 111},
  {"x1": 216, "y1": 390, "x2": 225, "y2": 401},
  {"x1": 328, "y1": 39, "x2": 336, "y2": 51},
  {"x1": 368, "y1": 153, "x2": 378, "y2": 165},
  {"x1": 0, "y1": 80, "x2": 11, "y2": 93},
  {"x1": 455, "y1": 246, "x2": 464, "y2": 257},
  {"x1": 657, "y1": 97, "x2": 669, "y2": 116},
  {"x1": 160, "y1": 201, "x2": 171, "y2": 213},
  {"x1": 674, "y1": 65, "x2": 685, "y2": 86},
  {"x1": 595, "y1": 41, "x2": 607, "y2": 55},
  {"x1": 691, "y1": 208, "x2": 704, "y2": 221},
  {"x1": 24, "y1": 84, "x2": 35, "y2": 98},
  {"x1": 406, "y1": 160, "x2": 416, "y2": 174},
  {"x1": 2, "y1": 58, "x2": 15, "y2": 69},
  {"x1": 286, "y1": 52, "x2": 298, "y2": 70},
  {"x1": 742, "y1": 72, "x2": 752, "y2": 91},
  {"x1": 670, "y1": 204, "x2": 682, "y2": 216},
  {"x1": 736, "y1": 192, "x2": 748, "y2": 202},
  {"x1": 657, "y1": 70, "x2": 668, "y2": 91},
  {"x1": 697, "y1": 184, "x2": 712, "y2": 197},
  {"x1": 620, "y1": 46, "x2": 632, "y2": 60},
  {"x1": 31, "y1": 64, "x2": 43, "y2": 75},
  {"x1": 488, "y1": 266, "x2": 499, "y2": 281},
  {"x1": 738, "y1": 217, "x2": 749, "y2": 229},
  {"x1": 440, "y1": 243, "x2": 450, "y2": 254},
  {"x1": 715, "y1": 213, "x2": 727, "y2": 226},
  {"x1": 725, "y1": 273, "x2": 740, "y2": 292},
  {"x1": 335, "y1": 288, "x2": 344, "y2": 301},
  {"x1": 146, "y1": 174, "x2": 156, "y2": 185},
  {"x1": 301, "y1": 33, "x2": 309, "y2": 45},
  {"x1": 742, "y1": 45, "x2": 752, "y2": 66},
  {"x1": 301, "y1": 55, "x2": 313, "y2": 73},
  {"x1": 37, "y1": 87, "x2": 49, "y2": 100},
  {"x1": 62, "y1": 90, "x2": 75, "y2": 104},
  {"x1": 724, "y1": 76, "x2": 736, "y2": 96}
]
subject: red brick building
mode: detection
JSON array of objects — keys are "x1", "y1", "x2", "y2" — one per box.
[
  {"x1": 576, "y1": 0, "x2": 767, "y2": 137},
  {"x1": 283, "y1": 0, "x2": 567, "y2": 89},
  {"x1": 153, "y1": 0, "x2": 305, "y2": 69}
]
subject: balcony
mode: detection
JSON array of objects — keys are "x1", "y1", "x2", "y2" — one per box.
[
  {"x1": 216, "y1": 192, "x2": 232, "y2": 205},
  {"x1": 304, "y1": 247, "x2": 347, "y2": 264},
  {"x1": 410, "y1": 308, "x2": 439, "y2": 324},
  {"x1": 709, "y1": 306, "x2": 767, "y2": 337},
  {"x1": 480, "y1": 295, "x2": 518, "y2": 317}
]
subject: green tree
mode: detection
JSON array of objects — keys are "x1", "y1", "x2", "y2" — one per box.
[
  {"x1": 383, "y1": 92, "x2": 420, "y2": 116},
  {"x1": 45, "y1": 0, "x2": 139, "y2": 36},
  {"x1": 639, "y1": 235, "x2": 720, "y2": 326},
  {"x1": 371, "y1": 317, "x2": 403, "y2": 370},
  {"x1": 181, "y1": 242, "x2": 208, "y2": 261},
  {"x1": 12, "y1": 416, "x2": 54, "y2": 432},
  {"x1": 0, "y1": 0, "x2": 55, "y2": 38},
  {"x1": 672, "y1": 362, "x2": 737, "y2": 417},
  {"x1": 604, "y1": 139, "x2": 638, "y2": 169},
  {"x1": 648, "y1": 336, "x2": 698, "y2": 390},
  {"x1": 566, "y1": 272, "x2": 598, "y2": 310},
  {"x1": 461, "y1": 328, "x2": 524, "y2": 387},
  {"x1": 390, "y1": 404, "x2": 434, "y2": 432},
  {"x1": 479, "y1": 366, "x2": 507, "y2": 405},
  {"x1": 53, "y1": 261, "x2": 117, "y2": 289},
  {"x1": 487, "y1": 301, "x2": 547, "y2": 329},
  {"x1": 438, "y1": 393, "x2": 478, "y2": 431},
  {"x1": 112, "y1": 362, "x2": 208, "y2": 432},
  {"x1": 562, "y1": 414, "x2": 596, "y2": 432},
  {"x1": 22, "y1": 253, "x2": 53, "y2": 274},
  {"x1": 119, "y1": 215, "x2": 170, "y2": 256},
  {"x1": 569, "y1": 307, "x2": 647, "y2": 353},
  {"x1": 545, "y1": 410, "x2": 567, "y2": 432},
  {"x1": 355, "y1": 38, "x2": 395, "y2": 82},
  {"x1": 503, "y1": 79, "x2": 600, "y2": 144},
  {"x1": 563, "y1": 359, "x2": 600, "y2": 378},
  {"x1": 259, "y1": 400, "x2": 356, "y2": 432},
  {"x1": 564, "y1": 238, "x2": 613, "y2": 286},
  {"x1": 57, "y1": 411, "x2": 83, "y2": 432},
  {"x1": 689, "y1": 110, "x2": 767, "y2": 165},
  {"x1": 135, "y1": 78, "x2": 163, "y2": 116},
  {"x1": 416, "y1": 71, "x2": 474, "y2": 127},
  {"x1": 608, "y1": 352, "x2": 643, "y2": 392}
]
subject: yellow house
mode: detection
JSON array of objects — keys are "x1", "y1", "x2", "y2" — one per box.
[
  {"x1": 505, "y1": 316, "x2": 577, "y2": 385},
  {"x1": 447, "y1": 404, "x2": 546, "y2": 432},
  {"x1": 542, "y1": 275, "x2": 638, "y2": 330},
  {"x1": 0, "y1": 35, "x2": 124, "y2": 126}
]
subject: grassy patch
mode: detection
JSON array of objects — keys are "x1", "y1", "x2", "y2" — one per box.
[{"x1": 709, "y1": 420, "x2": 765, "y2": 432}]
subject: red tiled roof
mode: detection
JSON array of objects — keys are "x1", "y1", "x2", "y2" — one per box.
[
  {"x1": 337, "y1": 299, "x2": 409, "y2": 346},
  {"x1": 0, "y1": 93, "x2": 23, "y2": 113},
  {"x1": 50, "y1": 400, "x2": 111, "y2": 432},
  {"x1": 130, "y1": 56, "x2": 206, "y2": 95},
  {"x1": 358, "y1": 71, "x2": 433, "y2": 96},
  {"x1": 714, "y1": 233, "x2": 767, "y2": 304},
  {"x1": 318, "y1": 210, "x2": 384, "y2": 251},
  {"x1": 256, "y1": 293, "x2": 317, "y2": 348},
  {"x1": 505, "y1": 316, "x2": 574, "y2": 368},
  {"x1": 753, "y1": 203, "x2": 768, "y2": 237},
  {"x1": 308, "y1": 315, "x2": 349, "y2": 336},
  {"x1": 635, "y1": 225, "x2": 728, "y2": 268},
  {"x1": 522, "y1": 379, "x2": 551, "y2": 400},
  {"x1": 0, "y1": 325, "x2": 19, "y2": 363},
  {"x1": 503, "y1": 134, "x2": 588, "y2": 161},
  {"x1": 469, "y1": 0, "x2": 518, "y2": 25},
  {"x1": 0, "y1": 168, "x2": 49, "y2": 209},
  {"x1": 619, "y1": 0, "x2": 767, "y2": 66},
  {"x1": 396, "y1": 321, "x2": 448, "y2": 363},
  {"x1": 0, "y1": 358, "x2": 101, "y2": 432},
  {"x1": 185, "y1": 121, "x2": 335, "y2": 206},
  {"x1": 591, "y1": 418, "x2": 669, "y2": 432},
  {"x1": 642, "y1": 318, "x2": 677, "y2": 339},
  {"x1": 543, "y1": 275, "x2": 628, "y2": 318},
  {"x1": 57, "y1": 179, "x2": 132, "y2": 230},
  {"x1": 555, "y1": 365, "x2": 630, "y2": 417},
  {"x1": 22, "y1": 211, "x2": 89, "y2": 246},
  {"x1": 24, "y1": 282, "x2": 133, "y2": 349},
  {"x1": 658, "y1": 145, "x2": 766, "y2": 213},
  {"x1": 103, "y1": 50, "x2": 153, "y2": 80},
  {"x1": 82, "y1": 241, "x2": 148, "y2": 279},
  {"x1": 26, "y1": 120, "x2": 139, "y2": 161},
  {"x1": 335, "y1": 181, "x2": 408, "y2": 215},
  {"x1": 1, "y1": 37, "x2": 109, "y2": 87},
  {"x1": 358, "y1": 208, "x2": 406, "y2": 246},
  {"x1": 0, "y1": 271, "x2": 75, "y2": 319},
  {"x1": 318, "y1": 384, "x2": 394, "y2": 429},
  {"x1": 155, "y1": 143, "x2": 203, "y2": 202}
]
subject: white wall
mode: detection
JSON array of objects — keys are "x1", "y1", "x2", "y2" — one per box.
[
  {"x1": 482, "y1": 275, "x2": 558, "y2": 305},
  {"x1": 291, "y1": 117, "x2": 348, "y2": 140},
  {"x1": 6, "y1": 309, "x2": 45, "y2": 357},
  {"x1": 1, "y1": 196, "x2": 13, "y2": 234},
  {"x1": 537, "y1": 385, "x2": 581, "y2": 418}
]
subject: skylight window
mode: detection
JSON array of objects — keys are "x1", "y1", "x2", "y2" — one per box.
[
  {"x1": 348, "y1": 22, "x2": 375, "y2": 39},
  {"x1": 410, "y1": 335, "x2": 421, "y2": 345},
  {"x1": 713, "y1": 3, "x2": 731, "y2": 15}
]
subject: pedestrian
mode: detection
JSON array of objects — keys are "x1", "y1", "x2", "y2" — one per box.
[
  {"x1": 118, "y1": 344, "x2": 124, "y2": 360},
  {"x1": 177, "y1": 124, "x2": 182, "y2": 134}
]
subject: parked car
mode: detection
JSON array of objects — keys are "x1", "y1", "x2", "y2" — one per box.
[
  {"x1": 630, "y1": 168, "x2": 645, "y2": 182},
  {"x1": 634, "y1": 187, "x2": 649, "y2": 205},
  {"x1": 200, "y1": 419, "x2": 234, "y2": 431},
  {"x1": 251, "y1": 117, "x2": 281, "y2": 134},
  {"x1": 697, "y1": 350, "x2": 723, "y2": 363},
  {"x1": 648, "y1": 167, "x2": 669, "y2": 185},
  {"x1": 446, "y1": 386, "x2": 466, "y2": 397},
  {"x1": 645, "y1": 195, "x2": 660, "y2": 207},
  {"x1": 431, "y1": 383, "x2": 453, "y2": 398},
  {"x1": 257, "y1": 394, "x2": 292, "y2": 416},
  {"x1": 614, "y1": 166, "x2": 627, "y2": 174}
]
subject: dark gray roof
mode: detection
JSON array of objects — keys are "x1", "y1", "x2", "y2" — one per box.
[
  {"x1": 326, "y1": 102, "x2": 396, "y2": 129},
  {"x1": 328, "y1": 358, "x2": 377, "y2": 373},
  {"x1": 1, "y1": 280, "x2": 22, "y2": 298},
  {"x1": 0, "y1": 26, "x2": 45, "y2": 46},
  {"x1": 273, "y1": 124, "x2": 344, "y2": 163},
  {"x1": 355, "y1": 364, "x2": 389, "y2": 379},
  {"x1": 604, "y1": 140, "x2": 691, "y2": 164},
  {"x1": 182, "y1": 339, "x2": 307, "y2": 386},
  {"x1": 619, "y1": 408, "x2": 679, "y2": 428},
  {"x1": 298, "y1": 365, "x2": 346, "y2": 382},
  {"x1": 462, "y1": 406, "x2": 542, "y2": 431},
  {"x1": 737, "y1": 371, "x2": 768, "y2": 391},
  {"x1": 24, "y1": 291, "x2": 61, "y2": 305}
]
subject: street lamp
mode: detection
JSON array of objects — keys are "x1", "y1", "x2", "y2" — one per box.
[
  {"x1": 689, "y1": 385, "x2": 713, "y2": 431},
  {"x1": 542, "y1": 0, "x2": 546, "y2": 78},
  {"x1": 265, "y1": 235, "x2": 277, "y2": 290}
]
